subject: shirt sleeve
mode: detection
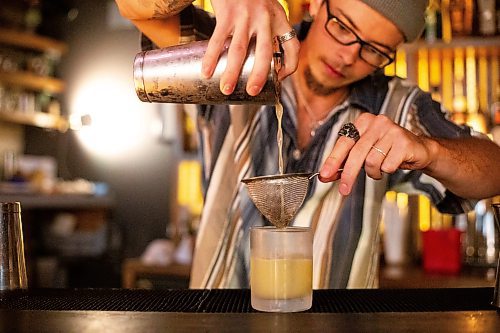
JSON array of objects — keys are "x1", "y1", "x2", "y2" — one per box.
[{"x1": 389, "y1": 89, "x2": 477, "y2": 214}]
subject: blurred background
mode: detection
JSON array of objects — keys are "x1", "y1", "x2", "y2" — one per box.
[{"x1": 0, "y1": 0, "x2": 498, "y2": 290}]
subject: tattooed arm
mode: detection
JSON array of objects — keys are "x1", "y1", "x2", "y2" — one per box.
[
  {"x1": 115, "y1": 0, "x2": 194, "y2": 47},
  {"x1": 115, "y1": 0, "x2": 194, "y2": 19}
]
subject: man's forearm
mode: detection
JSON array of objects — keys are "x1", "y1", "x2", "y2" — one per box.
[
  {"x1": 115, "y1": 0, "x2": 194, "y2": 20},
  {"x1": 131, "y1": 17, "x2": 181, "y2": 48},
  {"x1": 424, "y1": 136, "x2": 500, "y2": 199}
]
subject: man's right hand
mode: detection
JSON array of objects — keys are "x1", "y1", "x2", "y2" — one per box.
[{"x1": 202, "y1": 0, "x2": 300, "y2": 96}]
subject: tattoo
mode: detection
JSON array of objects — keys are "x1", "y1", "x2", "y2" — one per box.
[
  {"x1": 304, "y1": 66, "x2": 338, "y2": 96},
  {"x1": 152, "y1": 0, "x2": 194, "y2": 18}
]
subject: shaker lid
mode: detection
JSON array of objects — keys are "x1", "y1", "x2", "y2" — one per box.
[{"x1": 0, "y1": 202, "x2": 21, "y2": 213}]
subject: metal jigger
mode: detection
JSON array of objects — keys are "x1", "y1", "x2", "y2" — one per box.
[
  {"x1": 0, "y1": 202, "x2": 28, "y2": 291},
  {"x1": 492, "y1": 203, "x2": 500, "y2": 309}
]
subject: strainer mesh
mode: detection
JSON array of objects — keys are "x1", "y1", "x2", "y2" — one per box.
[{"x1": 242, "y1": 174, "x2": 311, "y2": 228}]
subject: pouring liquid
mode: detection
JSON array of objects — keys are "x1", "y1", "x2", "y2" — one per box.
[
  {"x1": 276, "y1": 102, "x2": 284, "y2": 175},
  {"x1": 275, "y1": 102, "x2": 287, "y2": 227}
]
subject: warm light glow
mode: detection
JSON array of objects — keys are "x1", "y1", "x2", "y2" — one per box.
[
  {"x1": 465, "y1": 47, "x2": 477, "y2": 113},
  {"x1": 429, "y1": 49, "x2": 441, "y2": 102},
  {"x1": 198, "y1": 0, "x2": 289, "y2": 17},
  {"x1": 177, "y1": 160, "x2": 204, "y2": 216},
  {"x1": 442, "y1": 49, "x2": 453, "y2": 111},
  {"x1": 395, "y1": 50, "x2": 407, "y2": 79},
  {"x1": 466, "y1": 113, "x2": 488, "y2": 133},
  {"x1": 70, "y1": 75, "x2": 153, "y2": 159},
  {"x1": 417, "y1": 48, "x2": 429, "y2": 92},
  {"x1": 431, "y1": 207, "x2": 443, "y2": 230},
  {"x1": 418, "y1": 194, "x2": 431, "y2": 232},
  {"x1": 396, "y1": 192, "x2": 408, "y2": 209},
  {"x1": 442, "y1": 214, "x2": 453, "y2": 229},
  {"x1": 385, "y1": 190, "x2": 397, "y2": 203}
]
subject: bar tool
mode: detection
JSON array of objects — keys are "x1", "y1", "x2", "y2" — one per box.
[{"x1": 0, "y1": 202, "x2": 28, "y2": 290}]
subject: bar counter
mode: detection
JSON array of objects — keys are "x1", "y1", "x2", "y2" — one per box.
[{"x1": 1, "y1": 288, "x2": 499, "y2": 332}]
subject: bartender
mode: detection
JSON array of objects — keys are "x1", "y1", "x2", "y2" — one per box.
[{"x1": 115, "y1": 0, "x2": 500, "y2": 289}]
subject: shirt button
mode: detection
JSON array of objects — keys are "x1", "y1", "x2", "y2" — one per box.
[{"x1": 293, "y1": 149, "x2": 301, "y2": 160}]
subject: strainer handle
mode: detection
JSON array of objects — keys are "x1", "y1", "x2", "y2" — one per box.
[
  {"x1": 309, "y1": 168, "x2": 343, "y2": 180},
  {"x1": 309, "y1": 173, "x2": 319, "y2": 180}
]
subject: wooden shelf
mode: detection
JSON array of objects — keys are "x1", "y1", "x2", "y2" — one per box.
[
  {"x1": 0, "y1": 111, "x2": 68, "y2": 132},
  {"x1": 0, "y1": 193, "x2": 115, "y2": 209},
  {"x1": 0, "y1": 71, "x2": 65, "y2": 94},
  {"x1": 0, "y1": 28, "x2": 68, "y2": 55}
]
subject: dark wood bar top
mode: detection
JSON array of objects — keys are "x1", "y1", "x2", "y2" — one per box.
[
  {"x1": 1, "y1": 310, "x2": 498, "y2": 333},
  {"x1": 1, "y1": 288, "x2": 499, "y2": 332}
]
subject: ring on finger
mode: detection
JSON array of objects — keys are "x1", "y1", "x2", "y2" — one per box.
[
  {"x1": 371, "y1": 145, "x2": 387, "y2": 157},
  {"x1": 338, "y1": 122, "x2": 360, "y2": 142},
  {"x1": 276, "y1": 29, "x2": 297, "y2": 45}
]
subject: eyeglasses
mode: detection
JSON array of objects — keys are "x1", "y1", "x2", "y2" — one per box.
[{"x1": 323, "y1": 0, "x2": 394, "y2": 68}]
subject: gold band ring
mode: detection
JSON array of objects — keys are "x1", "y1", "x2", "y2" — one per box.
[
  {"x1": 371, "y1": 145, "x2": 387, "y2": 157},
  {"x1": 277, "y1": 29, "x2": 297, "y2": 45}
]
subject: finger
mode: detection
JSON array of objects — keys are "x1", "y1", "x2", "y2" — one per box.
[
  {"x1": 335, "y1": 119, "x2": 373, "y2": 195},
  {"x1": 319, "y1": 136, "x2": 355, "y2": 182},
  {"x1": 202, "y1": 24, "x2": 233, "y2": 79},
  {"x1": 338, "y1": 140, "x2": 370, "y2": 196},
  {"x1": 277, "y1": 33, "x2": 300, "y2": 80},
  {"x1": 381, "y1": 133, "x2": 416, "y2": 172},
  {"x1": 220, "y1": 28, "x2": 250, "y2": 95},
  {"x1": 365, "y1": 138, "x2": 391, "y2": 180},
  {"x1": 246, "y1": 22, "x2": 273, "y2": 96}
]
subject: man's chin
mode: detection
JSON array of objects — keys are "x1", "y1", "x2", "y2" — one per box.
[{"x1": 305, "y1": 67, "x2": 345, "y2": 96}]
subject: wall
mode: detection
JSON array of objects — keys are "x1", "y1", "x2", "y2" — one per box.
[{"x1": 25, "y1": 0, "x2": 182, "y2": 259}]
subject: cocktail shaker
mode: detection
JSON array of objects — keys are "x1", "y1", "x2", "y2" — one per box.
[
  {"x1": 0, "y1": 202, "x2": 28, "y2": 290},
  {"x1": 133, "y1": 38, "x2": 281, "y2": 105}
]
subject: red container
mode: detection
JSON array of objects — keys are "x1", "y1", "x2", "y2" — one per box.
[{"x1": 421, "y1": 229, "x2": 462, "y2": 275}]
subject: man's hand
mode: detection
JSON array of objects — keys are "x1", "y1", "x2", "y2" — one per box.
[
  {"x1": 202, "y1": 0, "x2": 300, "y2": 96},
  {"x1": 319, "y1": 113, "x2": 435, "y2": 196}
]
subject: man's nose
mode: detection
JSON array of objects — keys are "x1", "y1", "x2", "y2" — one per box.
[{"x1": 339, "y1": 42, "x2": 361, "y2": 66}]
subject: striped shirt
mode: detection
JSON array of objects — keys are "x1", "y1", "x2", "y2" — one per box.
[{"x1": 142, "y1": 5, "x2": 475, "y2": 289}]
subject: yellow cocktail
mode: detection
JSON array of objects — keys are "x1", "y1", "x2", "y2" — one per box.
[
  {"x1": 251, "y1": 257, "x2": 312, "y2": 299},
  {"x1": 250, "y1": 226, "x2": 313, "y2": 312}
]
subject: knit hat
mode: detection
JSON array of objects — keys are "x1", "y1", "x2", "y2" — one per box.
[{"x1": 359, "y1": 0, "x2": 429, "y2": 42}]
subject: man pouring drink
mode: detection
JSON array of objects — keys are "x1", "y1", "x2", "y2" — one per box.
[{"x1": 115, "y1": 0, "x2": 500, "y2": 294}]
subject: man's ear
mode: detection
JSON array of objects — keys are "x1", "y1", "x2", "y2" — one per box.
[{"x1": 308, "y1": 0, "x2": 324, "y2": 19}]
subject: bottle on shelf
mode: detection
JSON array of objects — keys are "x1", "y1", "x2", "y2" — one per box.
[{"x1": 477, "y1": 0, "x2": 497, "y2": 36}]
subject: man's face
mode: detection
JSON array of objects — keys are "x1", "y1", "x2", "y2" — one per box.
[{"x1": 300, "y1": 0, "x2": 404, "y2": 94}]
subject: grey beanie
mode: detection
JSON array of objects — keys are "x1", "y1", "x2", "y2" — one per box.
[{"x1": 359, "y1": 0, "x2": 428, "y2": 42}]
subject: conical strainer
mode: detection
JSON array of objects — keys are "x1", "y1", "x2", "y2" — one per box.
[{"x1": 241, "y1": 172, "x2": 319, "y2": 228}]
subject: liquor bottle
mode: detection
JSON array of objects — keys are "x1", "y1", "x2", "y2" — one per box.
[
  {"x1": 477, "y1": 0, "x2": 497, "y2": 35},
  {"x1": 449, "y1": 0, "x2": 466, "y2": 36}
]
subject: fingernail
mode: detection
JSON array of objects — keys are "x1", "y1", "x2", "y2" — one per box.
[
  {"x1": 320, "y1": 165, "x2": 333, "y2": 178},
  {"x1": 248, "y1": 85, "x2": 261, "y2": 96},
  {"x1": 222, "y1": 84, "x2": 233, "y2": 95},
  {"x1": 201, "y1": 69, "x2": 210, "y2": 79},
  {"x1": 340, "y1": 183, "x2": 350, "y2": 196}
]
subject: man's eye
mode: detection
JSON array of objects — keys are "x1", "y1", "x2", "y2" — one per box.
[
  {"x1": 364, "y1": 46, "x2": 381, "y2": 56},
  {"x1": 338, "y1": 23, "x2": 349, "y2": 32}
]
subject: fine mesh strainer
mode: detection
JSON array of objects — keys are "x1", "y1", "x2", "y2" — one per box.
[{"x1": 241, "y1": 172, "x2": 320, "y2": 228}]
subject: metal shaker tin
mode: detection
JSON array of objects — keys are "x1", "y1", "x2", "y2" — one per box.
[{"x1": 133, "y1": 38, "x2": 281, "y2": 105}]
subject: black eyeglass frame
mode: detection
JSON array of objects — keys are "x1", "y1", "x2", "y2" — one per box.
[{"x1": 323, "y1": 0, "x2": 395, "y2": 68}]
